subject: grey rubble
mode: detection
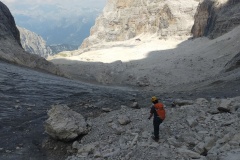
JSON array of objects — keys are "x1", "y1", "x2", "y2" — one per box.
[{"x1": 66, "y1": 97, "x2": 240, "y2": 160}]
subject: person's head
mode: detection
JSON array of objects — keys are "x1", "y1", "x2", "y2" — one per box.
[{"x1": 151, "y1": 96, "x2": 158, "y2": 104}]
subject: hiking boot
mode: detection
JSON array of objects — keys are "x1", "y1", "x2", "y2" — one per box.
[{"x1": 151, "y1": 136, "x2": 159, "y2": 142}]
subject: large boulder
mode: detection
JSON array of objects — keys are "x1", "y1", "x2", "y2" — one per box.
[{"x1": 44, "y1": 105, "x2": 89, "y2": 141}]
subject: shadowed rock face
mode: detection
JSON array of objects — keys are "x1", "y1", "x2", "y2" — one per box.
[
  {"x1": 192, "y1": 0, "x2": 240, "y2": 38},
  {"x1": 0, "y1": 1, "x2": 21, "y2": 46},
  {"x1": 225, "y1": 52, "x2": 240, "y2": 72},
  {"x1": 80, "y1": 0, "x2": 199, "y2": 48}
]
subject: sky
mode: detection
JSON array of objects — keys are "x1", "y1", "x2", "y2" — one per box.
[{"x1": 1, "y1": 0, "x2": 107, "y2": 19}]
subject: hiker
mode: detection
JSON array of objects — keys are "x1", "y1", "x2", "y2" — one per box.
[{"x1": 148, "y1": 96, "x2": 166, "y2": 141}]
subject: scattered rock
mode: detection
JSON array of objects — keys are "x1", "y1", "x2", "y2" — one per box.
[
  {"x1": 66, "y1": 96, "x2": 240, "y2": 159},
  {"x1": 177, "y1": 148, "x2": 201, "y2": 159},
  {"x1": 14, "y1": 105, "x2": 20, "y2": 109},
  {"x1": 173, "y1": 99, "x2": 194, "y2": 106},
  {"x1": 204, "y1": 137, "x2": 216, "y2": 151},
  {"x1": 217, "y1": 107, "x2": 230, "y2": 113},
  {"x1": 132, "y1": 102, "x2": 139, "y2": 109},
  {"x1": 72, "y1": 141, "x2": 81, "y2": 150},
  {"x1": 118, "y1": 115, "x2": 131, "y2": 125},
  {"x1": 5, "y1": 150, "x2": 11, "y2": 153},
  {"x1": 186, "y1": 117, "x2": 198, "y2": 127},
  {"x1": 101, "y1": 108, "x2": 112, "y2": 112},
  {"x1": 77, "y1": 142, "x2": 98, "y2": 155},
  {"x1": 194, "y1": 142, "x2": 205, "y2": 154}
]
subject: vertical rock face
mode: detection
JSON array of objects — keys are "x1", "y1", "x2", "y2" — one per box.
[
  {"x1": 80, "y1": 0, "x2": 199, "y2": 48},
  {"x1": 18, "y1": 26, "x2": 53, "y2": 58},
  {"x1": 0, "y1": 2, "x2": 63, "y2": 76},
  {"x1": 192, "y1": 0, "x2": 240, "y2": 38}
]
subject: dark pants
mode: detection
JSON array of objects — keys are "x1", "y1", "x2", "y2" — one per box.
[{"x1": 153, "y1": 117, "x2": 163, "y2": 139}]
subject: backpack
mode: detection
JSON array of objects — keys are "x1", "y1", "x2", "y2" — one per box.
[{"x1": 154, "y1": 103, "x2": 166, "y2": 120}]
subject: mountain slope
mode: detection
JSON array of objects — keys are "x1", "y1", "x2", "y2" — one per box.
[
  {"x1": 0, "y1": 2, "x2": 63, "y2": 76},
  {"x1": 50, "y1": 0, "x2": 240, "y2": 93}
]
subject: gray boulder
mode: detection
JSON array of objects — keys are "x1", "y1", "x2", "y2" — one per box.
[
  {"x1": 118, "y1": 115, "x2": 131, "y2": 125},
  {"x1": 45, "y1": 105, "x2": 89, "y2": 141}
]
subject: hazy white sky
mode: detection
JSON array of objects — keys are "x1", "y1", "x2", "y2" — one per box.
[
  {"x1": 1, "y1": 0, "x2": 107, "y2": 17},
  {"x1": 1, "y1": 0, "x2": 107, "y2": 8}
]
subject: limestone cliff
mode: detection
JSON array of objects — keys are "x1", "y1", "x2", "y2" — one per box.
[
  {"x1": 18, "y1": 26, "x2": 53, "y2": 58},
  {"x1": 0, "y1": 2, "x2": 63, "y2": 76},
  {"x1": 192, "y1": 0, "x2": 240, "y2": 38},
  {"x1": 80, "y1": 0, "x2": 199, "y2": 48}
]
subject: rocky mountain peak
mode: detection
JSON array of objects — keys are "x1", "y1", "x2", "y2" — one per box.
[
  {"x1": 18, "y1": 26, "x2": 53, "y2": 58},
  {"x1": 80, "y1": 0, "x2": 199, "y2": 49}
]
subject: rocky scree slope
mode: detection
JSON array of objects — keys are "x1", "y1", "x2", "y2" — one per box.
[
  {"x1": 0, "y1": 2, "x2": 62, "y2": 76},
  {"x1": 51, "y1": 25, "x2": 240, "y2": 91},
  {"x1": 80, "y1": 0, "x2": 199, "y2": 49},
  {"x1": 17, "y1": 26, "x2": 53, "y2": 58},
  {"x1": 50, "y1": 0, "x2": 240, "y2": 91},
  {"x1": 192, "y1": 0, "x2": 240, "y2": 73},
  {"x1": 49, "y1": 97, "x2": 240, "y2": 160}
]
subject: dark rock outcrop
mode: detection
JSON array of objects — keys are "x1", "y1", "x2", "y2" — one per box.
[
  {"x1": 192, "y1": 0, "x2": 240, "y2": 38},
  {"x1": 0, "y1": 1, "x2": 21, "y2": 46},
  {"x1": 225, "y1": 52, "x2": 240, "y2": 72}
]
